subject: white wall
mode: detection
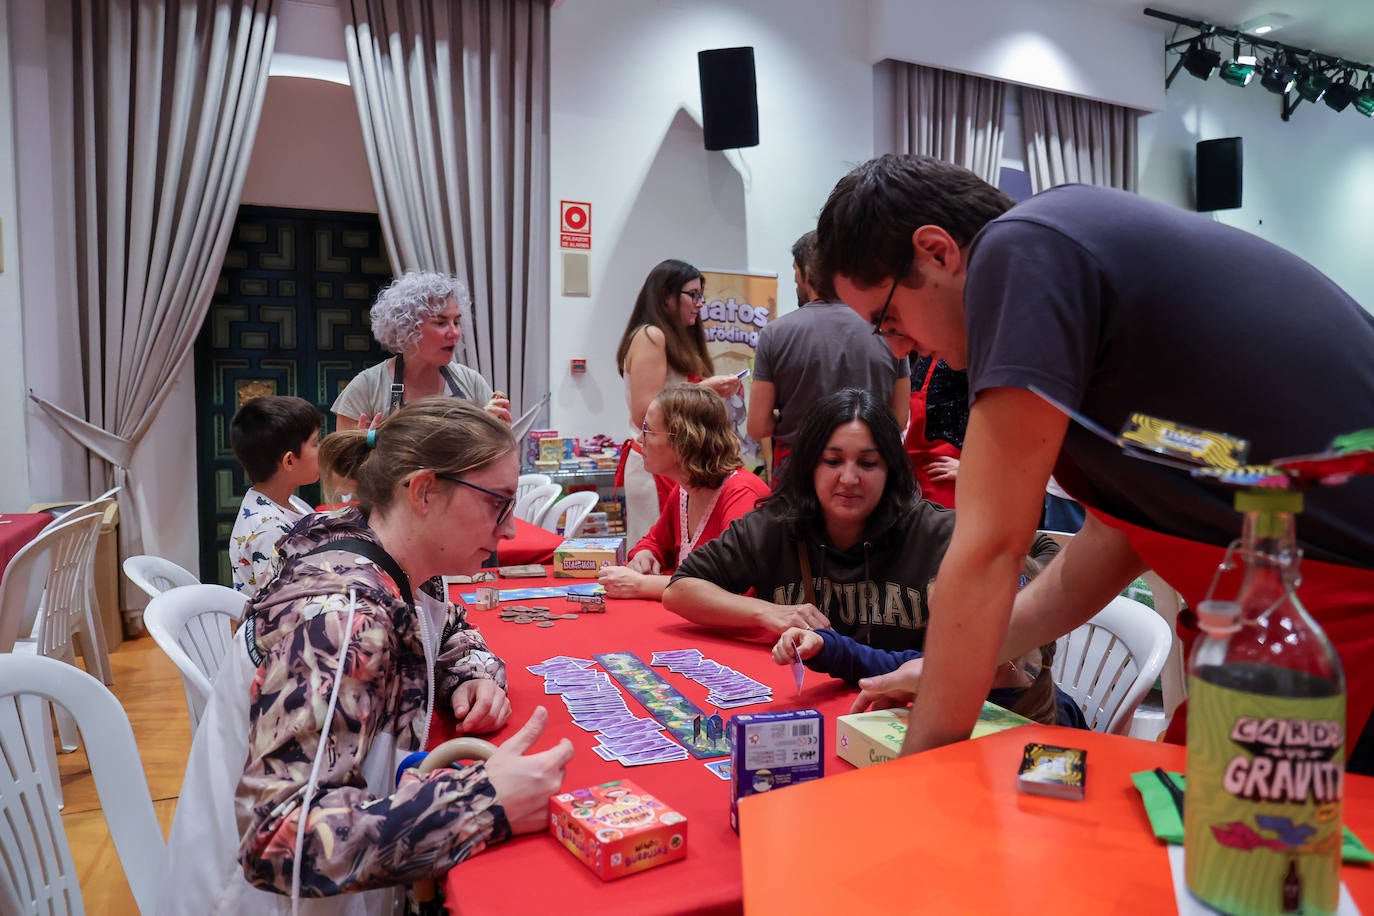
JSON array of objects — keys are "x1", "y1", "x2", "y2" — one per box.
[
  {"x1": 0, "y1": 0, "x2": 29, "y2": 505},
  {"x1": 1138, "y1": 75, "x2": 1374, "y2": 311},
  {"x1": 547, "y1": 0, "x2": 875, "y2": 438},
  {"x1": 869, "y1": 0, "x2": 1165, "y2": 112}
]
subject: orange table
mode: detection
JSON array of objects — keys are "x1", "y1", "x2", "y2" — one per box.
[
  {"x1": 740, "y1": 724, "x2": 1374, "y2": 915},
  {"x1": 436, "y1": 573, "x2": 855, "y2": 915}
]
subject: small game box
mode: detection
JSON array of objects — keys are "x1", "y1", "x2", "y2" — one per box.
[
  {"x1": 836, "y1": 702, "x2": 1032, "y2": 769},
  {"x1": 1016, "y1": 742, "x2": 1087, "y2": 800},
  {"x1": 728, "y1": 709, "x2": 824, "y2": 833},
  {"x1": 549, "y1": 779, "x2": 688, "y2": 880},
  {"x1": 552, "y1": 537, "x2": 627, "y2": 577}
]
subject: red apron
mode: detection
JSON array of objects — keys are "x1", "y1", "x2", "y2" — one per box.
[
  {"x1": 905, "y1": 359, "x2": 960, "y2": 509},
  {"x1": 1088, "y1": 508, "x2": 1374, "y2": 751}
]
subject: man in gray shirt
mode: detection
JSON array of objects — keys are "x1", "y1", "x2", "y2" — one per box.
[{"x1": 748, "y1": 230, "x2": 910, "y2": 476}]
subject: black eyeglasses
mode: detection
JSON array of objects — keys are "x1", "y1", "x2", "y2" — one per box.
[
  {"x1": 435, "y1": 474, "x2": 516, "y2": 526},
  {"x1": 681, "y1": 289, "x2": 705, "y2": 303},
  {"x1": 870, "y1": 276, "x2": 901, "y2": 337}
]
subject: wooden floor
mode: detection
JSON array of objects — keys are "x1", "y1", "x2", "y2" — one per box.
[{"x1": 59, "y1": 635, "x2": 192, "y2": 913}]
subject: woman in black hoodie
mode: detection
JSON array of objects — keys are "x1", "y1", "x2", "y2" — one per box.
[{"x1": 664, "y1": 388, "x2": 1057, "y2": 655}]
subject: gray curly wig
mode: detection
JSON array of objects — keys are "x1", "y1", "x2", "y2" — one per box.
[{"x1": 368, "y1": 271, "x2": 473, "y2": 355}]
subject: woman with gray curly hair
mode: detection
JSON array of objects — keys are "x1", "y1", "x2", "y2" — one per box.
[{"x1": 332, "y1": 271, "x2": 512, "y2": 429}]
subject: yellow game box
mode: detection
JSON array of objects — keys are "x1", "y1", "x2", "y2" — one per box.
[
  {"x1": 552, "y1": 537, "x2": 626, "y2": 577},
  {"x1": 836, "y1": 702, "x2": 1032, "y2": 769},
  {"x1": 549, "y1": 779, "x2": 687, "y2": 880}
]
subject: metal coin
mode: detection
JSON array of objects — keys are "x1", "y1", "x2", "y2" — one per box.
[
  {"x1": 536, "y1": 621, "x2": 556, "y2": 628},
  {"x1": 513, "y1": 616, "x2": 534, "y2": 624},
  {"x1": 559, "y1": 613, "x2": 579, "y2": 620}
]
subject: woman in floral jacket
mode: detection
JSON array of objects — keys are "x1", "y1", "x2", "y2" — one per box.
[{"x1": 160, "y1": 399, "x2": 573, "y2": 915}]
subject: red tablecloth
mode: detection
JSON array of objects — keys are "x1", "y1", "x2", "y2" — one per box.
[
  {"x1": 741, "y1": 724, "x2": 1374, "y2": 914},
  {"x1": 437, "y1": 576, "x2": 855, "y2": 916},
  {"x1": 0, "y1": 513, "x2": 52, "y2": 585},
  {"x1": 494, "y1": 519, "x2": 565, "y2": 567}
]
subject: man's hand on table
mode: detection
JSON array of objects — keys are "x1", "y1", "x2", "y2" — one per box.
[
  {"x1": 484, "y1": 707, "x2": 575, "y2": 835},
  {"x1": 451, "y1": 679, "x2": 513, "y2": 734},
  {"x1": 848, "y1": 656, "x2": 925, "y2": 714}
]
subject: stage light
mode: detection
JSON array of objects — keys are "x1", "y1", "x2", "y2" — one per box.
[
  {"x1": 1219, "y1": 48, "x2": 1257, "y2": 87},
  {"x1": 1325, "y1": 74, "x2": 1358, "y2": 112},
  {"x1": 1294, "y1": 67, "x2": 1332, "y2": 103},
  {"x1": 1260, "y1": 53, "x2": 1296, "y2": 94},
  {"x1": 1182, "y1": 42, "x2": 1222, "y2": 80},
  {"x1": 1355, "y1": 78, "x2": 1374, "y2": 117}
]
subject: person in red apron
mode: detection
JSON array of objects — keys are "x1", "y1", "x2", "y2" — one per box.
[
  {"x1": 818, "y1": 155, "x2": 1374, "y2": 771},
  {"x1": 904, "y1": 355, "x2": 966, "y2": 509}
]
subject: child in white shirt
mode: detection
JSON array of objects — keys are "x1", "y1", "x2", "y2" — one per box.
[{"x1": 229, "y1": 396, "x2": 321, "y2": 597}]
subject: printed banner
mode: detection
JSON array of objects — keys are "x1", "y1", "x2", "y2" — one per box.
[{"x1": 699, "y1": 269, "x2": 777, "y2": 470}]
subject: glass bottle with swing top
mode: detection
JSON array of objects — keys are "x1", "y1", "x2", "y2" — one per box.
[{"x1": 1184, "y1": 488, "x2": 1345, "y2": 915}]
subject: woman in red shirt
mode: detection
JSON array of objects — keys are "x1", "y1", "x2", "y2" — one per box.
[{"x1": 599, "y1": 385, "x2": 769, "y2": 599}]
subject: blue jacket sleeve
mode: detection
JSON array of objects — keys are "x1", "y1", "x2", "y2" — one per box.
[{"x1": 807, "y1": 629, "x2": 924, "y2": 685}]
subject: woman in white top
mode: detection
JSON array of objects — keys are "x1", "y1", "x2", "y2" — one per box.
[
  {"x1": 333, "y1": 271, "x2": 511, "y2": 429},
  {"x1": 615, "y1": 259, "x2": 741, "y2": 542}
]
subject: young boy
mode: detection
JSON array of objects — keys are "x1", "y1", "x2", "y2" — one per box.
[{"x1": 229, "y1": 395, "x2": 321, "y2": 598}]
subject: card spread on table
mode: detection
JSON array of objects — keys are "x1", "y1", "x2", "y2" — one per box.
[
  {"x1": 597, "y1": 651, "x2": 731, "y2": 758},
  {"x1": 650, "y1": 648, "x2": 773, "y2": 710}
]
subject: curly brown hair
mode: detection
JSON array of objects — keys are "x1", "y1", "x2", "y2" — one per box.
[{"x1": 657, "y1": 385, "x2": 742, "y2": 489}]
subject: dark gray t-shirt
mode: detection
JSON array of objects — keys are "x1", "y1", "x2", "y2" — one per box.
[
  {"x1": 753, "y1": 301, "x2": 909, "y2": 443},
  {"x1": 964, "y1": 184, "x2": 1374, "y2": 568}
]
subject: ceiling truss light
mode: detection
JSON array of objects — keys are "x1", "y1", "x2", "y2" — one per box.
[
  {"x1": 1260, "y1": 53, "x2": 1297, "y2": 95},
  {"x1": 1355, "y1": 77, "x2": 1374, "y2": 117},
  {"x1": 1145, "y1": 8, "x2": 1374, "y2": 123},
  {"x1": 1182, "y1": 42, "x2": 1222, "y2": 80}
]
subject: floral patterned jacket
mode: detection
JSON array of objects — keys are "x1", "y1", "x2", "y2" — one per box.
[{"x1": 234, "y1": 507, "x2": 511, "y2": 896}]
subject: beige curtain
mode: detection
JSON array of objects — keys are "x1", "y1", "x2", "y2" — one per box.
[
  {"x1": 890, "y1": 62, "x2": 1006, "y2": 184},
  {"x1": 343, "y1": 0, "x2": 551, "y2": 422},
  {"x1": 29, "y1": 0, "x2": 277, "y2": 563},
  {"x1": 1021, "y1": 88, "x2": 1139, "y2": 192}
]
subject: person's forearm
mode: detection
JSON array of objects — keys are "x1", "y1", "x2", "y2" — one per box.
[
  {"x1": 1000, "y1": 514, "x2": 1147, "y2": 661},
  {"x1": 662, "y1": 578, "x2": 771, "y2": 632},
  {"x1": 636, "y1": 574, "x2": 670, "y2": 599},
  {"x1": 901, "y1": 548, "x2": 1022, "y2": 755}
]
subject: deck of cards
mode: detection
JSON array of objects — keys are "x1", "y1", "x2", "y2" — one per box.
[
  {"x1": 650, "y1": 649, "x2": 772, "y2": 709},
  {"x1": 530, "y1": 656, "x2": 689, "y2": 766},
  {"x1": 1016, "y1": 742, "x2": 1087, "y2": 800}
]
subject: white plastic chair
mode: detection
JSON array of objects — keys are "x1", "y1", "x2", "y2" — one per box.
[
  {"x1": 515, "y1": 483, "x2": 561, "y2": 524},
  {"x1": 517, "y1": 473, "x2": 553, "y2": 505},
  {"x1": 143, "y1": 584, "x2": 246, "y2": 732},
  {"x1": 0, "y1": 654, "x2": 166, "y2": 915},
  {"x1": 539, "y1": 490, "x2": 601, "y2": 538},
  {"x1": 36, "y1": 494, "x2": 118, "y2": 687},
  {"x1": 1053, "y1": 594, "x2": 1173, "y2": 735},
  {"x1": 122, "y1": 554, "x2": 200, "y2": 600},
  {"x1": 1142, "y1": 571, "x2": 1189, "y2": 720}
]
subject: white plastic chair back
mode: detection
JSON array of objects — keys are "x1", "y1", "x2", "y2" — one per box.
[
  {"x1": 1053, "y1": 594, "x2": 1173, "y2": 734},
  {"x1": 143, "y1": 584, "x2": 246, "y2": 731},
  {"x1": 515, "y1": 483, "x2": 561, "y2": 524},
  {"x1": 0, "y1": 528, "x2": 56, "y2": 653},
  {"x1": 0, "y1": 654, "x2": 166, "y2": 915},
  {"x1": 1142, "y1": 571, "x2": 1189, "y2": 719},
  {"x1": 517, "y1": 473, "x2": 553, "y2": 505},
  {"x1": 122, "y1": 554, "x2": 200, "y2": 601},
  {"x1": 16, "y1": 511, "x2": 107, "y2": 680},
  {"x1": 540, "y1": 491, "x2": 601, "y2": 537}
]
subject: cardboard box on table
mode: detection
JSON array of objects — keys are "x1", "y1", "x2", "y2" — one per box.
[
  {"x1": 836, "y1": 702, "x2": 1032, "y2": 769},
  {"x1": 552, "y1": 537, "x2": 626, "y2": 577},
  {"x1": 549, "y1": 779, "x2": 687, "y2": 880}
]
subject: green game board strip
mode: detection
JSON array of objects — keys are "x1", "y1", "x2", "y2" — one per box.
[{"x1": 595, "y1": 651, "x2": 728, "y2": 759}]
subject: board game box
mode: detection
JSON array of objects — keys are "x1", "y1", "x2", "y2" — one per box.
[
  {"x1": 728, "y1": 708, "x2": 824, "y2": 833},
  {"x1": 549, "y1": 779, "x2": 688, "y2": 880},
  {"x1": 552, "y1": 537, "x2": 626, "y2": 577},
  {"x1": 835, "y1": 702, "x2": 1032, "y2": 769}
]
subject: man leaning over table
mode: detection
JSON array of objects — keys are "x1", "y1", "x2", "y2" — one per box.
[{"x1": 814, "y1": 153, "x2": 1374, "y2": 774}]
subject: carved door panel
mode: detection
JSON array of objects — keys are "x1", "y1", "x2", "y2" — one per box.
[{"x1": 194, "y1": 206, "x2": 391, "y2": 584}]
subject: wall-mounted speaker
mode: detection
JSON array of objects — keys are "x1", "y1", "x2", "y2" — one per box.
[
  {"x1": 698, "y1": 47, "x2": 759, "y2": 151},
  {"x1": 1196, "y1": 137, "x2": 1242, "y2": 212}
]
